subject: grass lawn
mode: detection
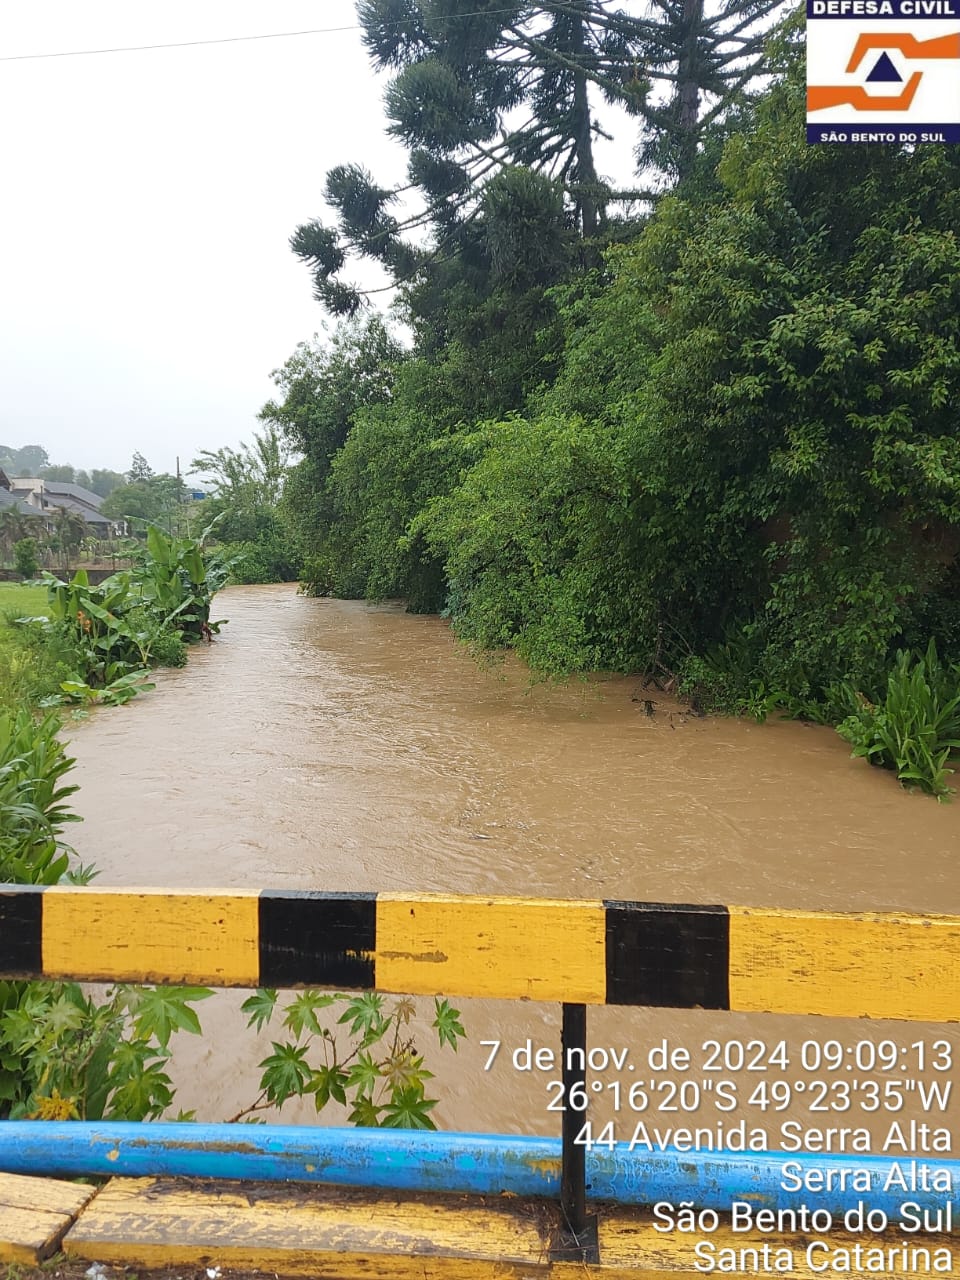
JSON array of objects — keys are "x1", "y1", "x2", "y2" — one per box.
[
  {"x1": 0, "y1": 581, "x2": 48, "y2": 616},
  {"x1": 0, "y1": 581, "x2": 61, "y2": 713}
]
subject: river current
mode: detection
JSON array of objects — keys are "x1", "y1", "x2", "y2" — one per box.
[{"x1": 64, "y1": 585, "x2": 960, "y2": 1137}]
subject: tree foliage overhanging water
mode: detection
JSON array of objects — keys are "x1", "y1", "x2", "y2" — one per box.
[{"x1": 262, "y1": 13, "x2": 960, "y2": 795}]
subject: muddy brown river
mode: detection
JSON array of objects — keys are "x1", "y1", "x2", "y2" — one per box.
[{"x1": 65, "y1": 585, "x2": 960, "y2": 1142}]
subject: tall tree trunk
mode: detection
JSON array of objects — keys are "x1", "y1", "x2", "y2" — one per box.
[
  {"x1": 570, "y1": 6, "x2": 600, "y2": 236},
  {"x1": 676, "y1": 0, "x2": 704, "y2": 180}
]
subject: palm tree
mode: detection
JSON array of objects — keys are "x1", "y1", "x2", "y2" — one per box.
[
  {"x1": 50, "y1": 507, "x2": 88, "y2": 569},
  {"x1": 0, "y1": 508, "x2": 35, "y2": 565}
]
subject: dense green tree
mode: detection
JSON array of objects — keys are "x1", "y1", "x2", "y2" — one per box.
[
  {"x1": 192, "y1": 424, "x2": 290, "y2": 522},
  {"x1": 262, "y1": 318, "x2": 404, "y2": 463},
  {"x1": 99, "y1": 483, "x2": 157, "y2": 525},
  {"x1": 37, "y1": 465, "x2": 123, "y2": 496},
  {"x1": 100, "y1": 474, "x2": 183, "y2": 529},
  {"x1": 318, "y1": 374, "x2": 476, "y2": 608},
  {"x1": 412, "y1": 411, "x2": 636, "y2": 667},
  {"x1": 261, "y1": 318, "x2": 405, "y2": 578},
  {"x1": 38, "y1": 464, "x2": 80, "y2": 485},
  {"x1": 88, "y1": 469, "x2": 126, "y2": 498},
  {"x1": 189, "y1": 425, "x2": 301, "y2": 581},
  {"x1": 418, "y1": 17, "x2": 960, "y2": 696}
]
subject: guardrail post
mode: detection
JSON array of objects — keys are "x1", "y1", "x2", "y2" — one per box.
[{"x1": 553, "y1": 1001, "x2": 599, "y2": 1263}]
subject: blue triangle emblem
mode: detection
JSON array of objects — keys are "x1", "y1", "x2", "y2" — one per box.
[{"x1": 866, "y1": 52, "x2": 902, "y2": 83}]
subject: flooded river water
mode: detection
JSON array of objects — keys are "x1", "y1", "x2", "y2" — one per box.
[{"x1": 65, "y1": 585, "x2": 960, "y2": 1139}]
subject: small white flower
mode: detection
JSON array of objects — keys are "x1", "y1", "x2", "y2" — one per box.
[{"x1": 206, "y1": 1269, "x2": 222, "y2": 1279}]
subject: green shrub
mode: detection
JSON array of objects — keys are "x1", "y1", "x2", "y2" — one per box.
[
  {"x1": 299, "y1": 552, "x2": 336, "y2": 597},
  {"x1": 677, "y1": 656, "x2": 745, "y2": 717},
  {"x1": 221, "y1": 535, "x2": 301, "y2": 584},
  {"x1": 122, "y1": 607, "x2": 187, "y2": 668},
  {"x1": 12, "y1": 538, "x2": 38, "y2": 580},
  {"x1": 237, "y1": 990, "x2": 464, "y2": 1129},
  {"x1": 148, "y1": 627, "x2": 188, "y2": 668},
  {"x1": 675, "y1": 626, "x2": 765, "y2": 716},
  {"x1": 0, "y1": 613, "x2": 78, "y2": 712},
  {"x1": 836, "y1": 641, "x2": 960, "y2": 800},
  {"x1": 0, "y1": 982, "x2": 212, "y2": 1121}
]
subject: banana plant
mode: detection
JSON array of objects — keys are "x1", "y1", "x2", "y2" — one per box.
[
  {"x1": 135, "y1": 521, "x2": 233, "y2": 639},
  {"x1": 0, "y1": 711, "x2": 79, "y2": 885}
]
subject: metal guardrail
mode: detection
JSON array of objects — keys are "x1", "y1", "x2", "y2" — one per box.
[{"x1": 3, "y1": 886, "x2": 959, "y2": 1017}]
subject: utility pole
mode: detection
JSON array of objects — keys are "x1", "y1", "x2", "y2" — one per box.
[{"x1": 175, "y1": 455, "x2": 183, "y2": 538}]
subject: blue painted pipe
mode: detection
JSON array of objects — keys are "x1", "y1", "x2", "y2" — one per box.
[{"x1": 0, "y1": 1122, "x2": 955, "y2": 1217}]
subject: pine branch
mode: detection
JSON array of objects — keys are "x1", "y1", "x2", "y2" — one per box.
[{"x1": 501, "y1": 26, "x2": 635, "y2": 101}]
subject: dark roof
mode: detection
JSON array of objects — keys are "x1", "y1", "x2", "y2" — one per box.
[
  {"x1": 43, "y1": 495, "x2": 111, "y2": 526},
  {"x1": 9, "y1": 479, "x2": 104, "y2": 509},
  {"x1": 39, "y1": 480, "x2": 104, "y2": 508},
  {"x1": 0, "y1": 489, "x2": 43, "y2": 517}
]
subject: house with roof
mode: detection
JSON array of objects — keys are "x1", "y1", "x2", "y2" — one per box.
[
  {"x1": 7, "y1": 477, "x2": 120, "y2": 538},
  {"x1": 0, "y1": 470, "x2": 45, "y2": 521}
]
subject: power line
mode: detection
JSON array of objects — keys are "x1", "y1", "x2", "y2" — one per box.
[
  {"x1": 0, "y1": 24, "x2": 358, "y2": 62},
  {"x1": 0, "y1": 8, "x2": 524, "y2": 63}
]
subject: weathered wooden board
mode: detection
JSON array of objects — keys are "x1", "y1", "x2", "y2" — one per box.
[
  {"x1": 0, "y1": 1170, "x2": 96, "y2": 1263},
  {"x1": 376, "y1": 893, "x2": 607, "y2": 1002},
  {"x1": 63, "y1": 1177, "x2": 552, "y2": 1278},
  {"x1": 44, "y1": 887, "x2": 261, "y2": 985},
  {"x1": 728, "y1": 907, "x2": 960, "y2": 1020},
  {"x1": 61, "y1": 1178, "x2": 960, "y2": 1278}
]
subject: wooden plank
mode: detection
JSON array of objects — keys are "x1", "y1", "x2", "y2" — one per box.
[
  {"x1": 42, "y1": 887, "x2": 260, "y2": 985},
  {"x1": 0, "y1": 1171, "x2": 97, "y2": 1264},
  {"x1": 0, "y1": 1169, "x2": 94, "y2": 1216},
  {"x1": 376, "y1": 893, "x2": 607, "y2": 1002},
  {"x1": 63, "y1": 1177, "x2": 553, "y2": 1278},
  {"x1": 61, "y1": 1179, "x2": 959, "y2": 1278},
  {"x1": 729, "y1": 907, "x2": 960, "y2": 1020}
]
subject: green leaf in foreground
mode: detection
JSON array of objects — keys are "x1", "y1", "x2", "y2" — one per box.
[
  {"x1": 130, "y1": 986, "x2": 214, "y2": 1049},
  {"x1": 258, "y1": 1041, "x2": 312, "y2": 1104},
  {"x1": 380, "y1": 1087, "x2": 438, "y2": 1130},
  {"x1": 241, "y1": 988, "x2": 278, "y2": 1031},
  {"x1": 432, "y1": 997, "x2": 465, "y2": 1050}
]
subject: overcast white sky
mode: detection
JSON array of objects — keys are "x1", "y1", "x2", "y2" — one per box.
[{"x1": 1, "y1": 2, "x2": 638, "y2": 477}]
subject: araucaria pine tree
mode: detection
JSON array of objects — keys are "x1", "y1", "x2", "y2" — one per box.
[{"x1": 291, "y1": 0, "x2": 785, "y2": 313}]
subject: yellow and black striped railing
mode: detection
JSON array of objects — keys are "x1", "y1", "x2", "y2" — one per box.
[{"x1": 2, "y1": 885, "x2": 959, "y2": 1020}]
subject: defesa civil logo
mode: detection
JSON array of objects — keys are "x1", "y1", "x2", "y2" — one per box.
[{"x1": 807, "y1": 1, "x2": 960, "y2": 143}]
